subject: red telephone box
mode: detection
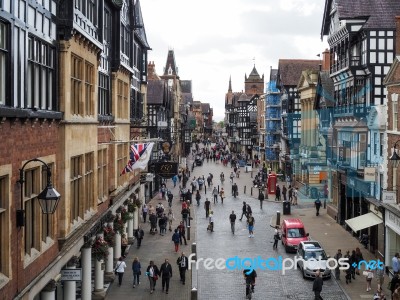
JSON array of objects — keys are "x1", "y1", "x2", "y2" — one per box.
[{"x1": 267, "y1": 174, "x2": 277, "y2": 194}]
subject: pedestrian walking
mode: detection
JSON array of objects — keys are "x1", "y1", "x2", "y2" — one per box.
[
  {"x1": 134, "y1": 226, "x2": 144, "y2": 248},
  {"x1": 160, "y1": 259, "x2": 173, "y2": 294},
  {"x1": 208, "y1": 211, "x2": 214, "y2": 232},
  {"x1": 167, "y1": 209, "x2": 174, "y2": 231},
  {"x1": 167, "y1": 190, "x2": 173, "y2": 207},
  {"x1": 272, "y1": 225, "x2": 280, "y2": 249},
  {"x1": 393, "y1": 253, "x2": 400, "y2": 274},
  {"x1": 247, "y1": 213, "x2": 255, "y2": 238},
  {"x1": 181, "y1": 206, "x2": 189, "y2": 227},
  {"x1": 146, "y1": 260, "x2": 160, "y2": 294},
  {"x1": 149, "y1": 212, "x2": 157, "y2": 234},
  {"x1": 172, "y1": 229, "x2": 180, "y2": 252},
  {"x1": 355, "y1": 247, "x2": 364, "y2": 275},
  {"x1": 240, "y1": 201, "x2": 247, "y2": 221},
  {"x1": 195, "y1": 190, "x2": 201, "y2": 206},
  {"x1": 132, "y1": 257, "x2": 141, "y2": 288},
  {"x1": 212, "y1": 187, "x2": 219, "y2": 203},
  {"x1": 220, "y1": 188, "x2": 225, "y2": 204},
  {"x1": 177, "y1": 221, "x2": 187, "y2": 245},
  {"x1": 232, "y1": 182, "x2": 238, "y2": 197},
  {"x1": 288, "y1": 185, "x2": 293, "y2": 203},
  {"x1": 312, "y1": 270, "x2": 323, "y2": 299},
  {"x1": 390, "y1": 274, "x2": 400, "y2": 298},
  {"x1": 334, "y1": 249, "x2": 342, "y2": 280},
  {"x1": 115, "y1": 256, "x2": 127, "y2": 286},
  {"x1": 315, "y1": 197, "x2": 322, "y2": 216},
  {"x1": 375, "y1": 263, "x2": 385, "y2": 290},
  {"x1": 121, "y1": 234, "x2": 128, "y2": 257},
  {"x1": 204, "y1": 198, "x2": 211, "y2": 218},
  {"x1": 229, "y1": 210, "x2": 237, "y2": 234},
  {"x1": 275, "y1": 185, "x2": 281, "y2": 201},
  {"x1": 282, "y1": 185, "x2": 287, "y2": 201},
  {"x1": 258, "y1": 190, "x2": 265, "y2": 209},
  {"x1": 293, "y1": 187, "x2": 298, "y2": 205},
  {"x1": 365, "y1": 267, "x2": 374, "y2": 292},
  {"x1": 230, "y1": 171, "x2": 235, "y2": 183},
  {"x1": 177, "y1": 252, "x2": 189, "y2": 285},
  {"x1": 142, "y1": 204, "x2": 148, "y2": 223}
]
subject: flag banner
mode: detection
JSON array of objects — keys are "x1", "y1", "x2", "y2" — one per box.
[{"x1": 120, "y1": 142, "x2": 154, "y2": 175}]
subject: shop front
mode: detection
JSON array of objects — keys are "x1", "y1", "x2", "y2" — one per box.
[{"x1": 384, "y1": 203, "x2": 400, "y2": 272}]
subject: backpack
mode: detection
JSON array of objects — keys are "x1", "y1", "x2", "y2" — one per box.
[{"x1": 247, "y1": 205, "x2": 252, "y2": 213}]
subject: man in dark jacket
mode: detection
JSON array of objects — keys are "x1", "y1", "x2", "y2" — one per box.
[
  {"x1": 313, "y1": 270, "x2": 323, "y2": 299},
  {"x1": 258, "y1": 190, "x2": 265, "y2": 209},
  {"x1": 177, "y1": 252, "x2": 189, "y2": 285},
  {"x1": 160, "y1": 258, "x2": 173, "y2": 294},
  {"x1": 134, "y1": 226, "x2": 144, "y2": 248},
  {"x1": 239, "y1": 202, "x2": 247, "y2": 221},
  {"x1": 177, "y1": 221, "x2": 187, "y2": 245}
]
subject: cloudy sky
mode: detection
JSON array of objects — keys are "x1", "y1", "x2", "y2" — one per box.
[{"x1": 140, "y1": 0, "x2": 328, "y2": 121}]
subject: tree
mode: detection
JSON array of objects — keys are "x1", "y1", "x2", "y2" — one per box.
[{"x1": 218, "y1": 121, "x2": 224, "y2": 128}]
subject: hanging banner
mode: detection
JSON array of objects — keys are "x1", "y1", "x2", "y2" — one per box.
[{"x1": 153, "y1": 162, "x2": 178, "y2": 179}]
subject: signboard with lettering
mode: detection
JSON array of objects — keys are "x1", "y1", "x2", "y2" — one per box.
[
  {"x1": 364, "y1": 167, "x2": 376, "y2": 182},
  {"x1": 386, "y1": 210, "x2": 400, "y2": 236},
  {"x1": 382, "y1": 191, "x2": 397, "y2": 204},
  {"x1": 61, "y1": 269, "x2": 82, "y2": 281},
  {"x1": 153, "y1": 162, "x2": 178, "y2": 179}
]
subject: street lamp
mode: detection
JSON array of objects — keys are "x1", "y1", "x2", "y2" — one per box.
[
  {"x1": 17, "y1": 158, "x2": 61, "y2": 227},
  {"x1": 389, "y1": 140, "x2": 400, "y2": 168}
]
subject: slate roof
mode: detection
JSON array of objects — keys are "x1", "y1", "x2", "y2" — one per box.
[
  {"x1": 247, "y1": 66, "x2": 262, "y2": 81},
  {"x1": 201, "y1": 103, "x2": 210, "y2": 114},
  {"x1": 181, "y1": 80, "x2": 192, "y2": 93},
  {"x1": 163, "y1": 50, "x2": 178, "y2": 76},
  {"x1": 315, "y1": 71, "x2": 335, "y2": 109},
  {"x1": 134, "y1": 0, "x2": 151, "y2": 49},
  {"x1": 277, "y1": 59, "x2": 320, "y2": 87},
  {"x1": 182, "y1": 93, "x2": 193, "y2": 105},
  {"x1": 147, "y1": 80, "x2": 166, "y2": 105},
  {"x1": 269, "y1": 69, "x2": 278, "y2": 81},
  {"x1": 321, "y1": 0, "x2": 400, "y2": 37}
]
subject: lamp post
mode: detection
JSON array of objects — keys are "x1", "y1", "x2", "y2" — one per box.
[
  {"x1": 17, "y1": 158, "x2": 61, "y2": 227},
  {"x1": 389, "y1": 140, "x2": 400, "y2": 168}
]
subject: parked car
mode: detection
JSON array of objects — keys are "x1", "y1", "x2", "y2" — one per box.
[
  {"x1": 281, "y1": 218, "x2": 309, "y2": 253},
  {"x1": 296, "y1": 241, "x2": 332, "y2": 279}
]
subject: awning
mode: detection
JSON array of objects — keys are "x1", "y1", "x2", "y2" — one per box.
[{"x1": 345, "y1": 212, "x2": 383, "y2": 232}]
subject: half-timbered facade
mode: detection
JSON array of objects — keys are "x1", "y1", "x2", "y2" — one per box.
[{"x1": 321, "y1": 0, "x2": 400, "y2": 257}]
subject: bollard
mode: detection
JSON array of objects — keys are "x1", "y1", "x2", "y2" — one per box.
[
  {"x1": 244, "y1": 186, "x2": 246, "y2": 194},
  {"x1": 324, "y1": 199, "x2": 326, "y2": 209},
  {"x1": 218, "y1": 185, "x2": 219, "y2": 193},
  {"x1": 276, "y1": 211, "x2": 281, "y2": 226},
  {"x1": 251, "y1": 187, "x2": 253, "y2": 196},
  {"x1": 251, "y1": 170, "x2": 253, "y2": 178},
  {"x1": 191, "y1": 242, "x2": 197, "y2": 260},
  {"x1": 204, "y1": 185, "x2": 207, "y2": 194},
  {"x1": 191, "y1": 287, "x2": 198, "y2": 300},
  {"x1": 187, "y1": 225, "x2": 191, "y2": 240}
]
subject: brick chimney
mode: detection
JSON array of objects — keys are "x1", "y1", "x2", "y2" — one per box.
[
  {"x1": 322, "y1": 49, "x2": 330, "y2": 72},
  {"x1": 396, "y1": 16, "x2": 400, "y2": 55}
]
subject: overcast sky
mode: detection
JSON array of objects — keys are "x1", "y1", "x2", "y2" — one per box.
[{"x1": 140, "y1": 0, "x2": 328, "y2": 122}]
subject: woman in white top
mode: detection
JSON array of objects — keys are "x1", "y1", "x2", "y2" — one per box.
[{"x1": 115, "y1": 256, "x2": 127, "y2": 286}]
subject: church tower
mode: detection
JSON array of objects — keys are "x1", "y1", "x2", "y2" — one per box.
[{"x1": 245, "y1": 65, "x2": 264, "y2": 96}]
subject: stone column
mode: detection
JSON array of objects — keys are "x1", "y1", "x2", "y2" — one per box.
[
  {"x1": 81, "y1": 246, "x2": 92, "y2": 300},
  {"x1": 41, "y1": 280, "x2": 57, "y2": 300},
  {"x1": 64, "y1": 256, "x2": 79, "y2": 300},
  {"x1": 127, "y1": 212, "x2": 134, "y2": 241},
  {"x1": 133, "y1": 208, "x2": 139, "y2": 230},
  {"x1": 104, "y1": 243, "x2": 114, "y2": 282},
  {"x1": 92, "y1": 258, "x2": 106, "y2": 299},
  {"x1": 114, "y1": 232, "x2": 121, "y2": 259}
]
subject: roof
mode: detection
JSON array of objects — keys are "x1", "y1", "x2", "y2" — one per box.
[
  {"x1": 201, "y1": 103, "x2": 210, "y2": 114},
  {"x1": 247, "y1": 65, "x2": 262, "y2": 81},
  {"x1": 282, "y1": 218, "x2": 305, "y2": 227},
  {"x1": 181, "y1": 80, "x2": 192, "y2": 93},
  {"x1": 147, "y1": 80, "x2": 166, "y2": 105},
  {"x1": 321, "y1": 0, "x2": 400, "y2": 37},
  {"x1": 133, "y1": 0, "x2": 151, "y2": 49},
  {"x1": 163, "y1": 50, "x2": 178, "y2": 76},
  {"x1": 182, "y1": 93, "x2": 193, "y2": 105},
  {"x1": 269, "y1": 69, "x2": 278, "y2": 81},
  {"x1": 318, "y1": 71, "x2": 335, "y2": 108},
  {"x1": 277, "y1": 59, "x2": 321, "y2": 87}
]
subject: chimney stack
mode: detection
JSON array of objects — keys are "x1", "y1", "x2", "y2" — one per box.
[{"x1": 322, "y1": 49, "x2": 330, "y2": 72}]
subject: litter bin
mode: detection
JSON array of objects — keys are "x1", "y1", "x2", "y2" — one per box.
[{"x1": 283, "y1": 201, "x2": 291, "y2": 215}]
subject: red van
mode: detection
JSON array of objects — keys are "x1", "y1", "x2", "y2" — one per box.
[{"x1": 281, "y1": 218, "x2": 309, "y2": 253}]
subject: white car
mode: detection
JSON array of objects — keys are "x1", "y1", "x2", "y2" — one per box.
[{"x1": 296, "y1": 241, "x2": 331, "y2": 279}]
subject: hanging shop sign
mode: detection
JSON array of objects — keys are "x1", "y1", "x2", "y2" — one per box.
[
  {"x1": 364, "y1": 167, "x2": 376, "y2": 182},
  {"x1": 153, "y1": 162, "x2": 178, "y2": 179}
]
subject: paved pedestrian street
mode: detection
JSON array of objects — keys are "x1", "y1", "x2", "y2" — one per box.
[{"x1": 192, "y1": 159, "x2": 347, "y2": 300}]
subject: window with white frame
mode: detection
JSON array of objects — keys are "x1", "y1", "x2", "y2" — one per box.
[
  {"x1": 0, "y1": 175, "x2": 9, "y2": 276},
  {"x1": 374, "y1": 132, "x2": 377, "y2": 155},
  {"x1": 0, "y1": 22, "x2": 8, "y2": 105},
  {"x1": 380, "y1": 133, "x2": 384, "y2": 156}
]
